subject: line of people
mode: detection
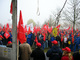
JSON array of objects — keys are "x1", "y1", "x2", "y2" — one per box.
[{"x1": 19, "y1": 39, "x2": 80, "y2": 60}]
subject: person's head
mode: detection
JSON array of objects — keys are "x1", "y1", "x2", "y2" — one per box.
[
  {"x1": 51, "y1": 40, "x2": 58, "y2": 46},
  {"x1": 7, "y1": 41, "x2": 12, "y2": 46},
  {"x1": 62, "y1": 47, "x2": 72, "y2": 60},
  {"x1": 0, "y1": 35, "x2": 3, "y2": 40},
  {"x1": 62, "y1": 47, "x2": 71, "y2": 53},
  {"x1": 36, "y1": 42, "x2": 41, "y2": 48}
]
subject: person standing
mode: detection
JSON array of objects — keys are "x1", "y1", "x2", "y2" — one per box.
[
  {"x1": 31, "y1": 42, "x2": 45, "y2": 60},
  {"x1": 61, "y1": 47, "x2": 73, "y2": 60},
  {"x1": 73, "y1": 51, "x2": 80, "y2": 60},
  {"x1": 46, "y1": 40, "x2": 62, "y2": 60},
  {"x1": 74, "y1": 34, "x2": 80, "y2": 52},
  {"x1": 19, "y1": 40, "x2": 32, "y2": 60}
]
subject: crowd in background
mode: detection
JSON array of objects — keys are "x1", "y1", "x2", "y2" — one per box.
[{"x1": 0, "y1": 25, "x2": 80, "y2": 60}]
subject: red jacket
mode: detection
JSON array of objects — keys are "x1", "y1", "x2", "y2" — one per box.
[{"x1": 61, "y1": 55, "x2": 74, "y2": 60}]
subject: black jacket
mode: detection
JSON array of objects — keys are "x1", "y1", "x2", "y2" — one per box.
[
  {"x1": 73, "y1": 52, "x2": 80, "y2": 60},
  {"x1": 46, "y1": 45, "x2": 62, "y2": 60},
  {"x1": 31, "y1": 47, "x2": 45, "y2": 60},
  {"x1": 0, "y1": 40, "x2": 3, "y2": 45}
]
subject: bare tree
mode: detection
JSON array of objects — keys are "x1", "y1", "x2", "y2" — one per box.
[
  {"x1": 43, "y1": 15, "x2": 55, "y2": 27},
  {"x1": 62, "y1": 0, "x2": 80, "y2": 33}
]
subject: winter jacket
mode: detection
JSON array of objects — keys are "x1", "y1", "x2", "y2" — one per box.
[
  {"x1": 46, "y1": 45, "x2": 62, "y2": 60},
  {"x1": 31, "y1": 47, "x2": 45, "y2": 60}
]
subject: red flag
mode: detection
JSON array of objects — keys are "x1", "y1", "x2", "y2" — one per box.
[
  {"x1": 61, "y1": 33, "x2": 64, "y2": 42},
  {"x1": 72, "y1": 27, "x2": 73, "y2": 33},
  {"x1": 17, "y1": 10, "x2": 26, "y2": 44},
  {"x1": 67, "y1": 26, "x2": 70, "y2": 30},
  {"x1": 34, "y1": 36, "x2": 38, "y2": 43},
  {"x1": 56, "y1": 25, "x2": 60, "y2": 28},
  {"x1": 0, "y1": 26, "x2": 2, "y2": 32},
  {"x1": 76, "y1": 29, "x2": 79, "y2": 32},
  {"x1": 6, "y1": 23, "x2": 9, "y2": 30},
  {"x1": 72, "y1": 34, "x2": 74, "y2": 43},
  {"x1": 43, "y1": 33, "x2": 46, "y2": 41},
  {"x1": 24, "y1": 25, "x2": 27, "y2": 33},
  {"x1": 10, "y1": 1, "x2": 12, "y2": 14},
  {"x1": 4, "y1": 31, "x2": 10, "y2": 39},
  {"x1": 3, "y1": 25, "x2": 6, "y2": 32},
  {"x1": 28, "y1": 27, "x2": 31, "y2": 34},
  {"x1": 71, "y1": 27, "x2": 74, "y2": 43}
]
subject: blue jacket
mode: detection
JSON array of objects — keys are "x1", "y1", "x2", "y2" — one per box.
[
  {"x1": 46, "y1": 45, "x2": 62, "y2": 60},
  {"x1": 50, "y1": 36, "x2": 56, "y2": 42},
  {"x1": 9, "y1": 33, "x2": 12, "y2": 42},
  {"x1": 74, "y1": 37, "x2": 80, "y2": 45},
  {"x1": 0, "y1": 40, "x2": 3, "y2": 45}
]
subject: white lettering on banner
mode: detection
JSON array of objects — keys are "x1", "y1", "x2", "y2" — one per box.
[{"x1": 5, "y1": 33, "x2": 9, "y2": 37}]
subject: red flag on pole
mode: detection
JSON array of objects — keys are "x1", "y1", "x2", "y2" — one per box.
[
  {"x1": 67, "y1": 26, "x2": 70, "y2": 30},
  {"x1": 28, "y1": 26, "x2": 31, "y2": 34},
  {"x1": 3, "y1": 25, "x2": 6, "y2": 32},
  {"x1": 71, "y1": 27, "x2": 74, "y2": 43},
  {"x1": 4, "y1": 31, "x2": 10, "y2": 39},
  {"x1": 61, "y1": 33, "x2": 64, "y2": 42},
  {"x1": 0, "y1": 26, "x2": 2, "y2": 32},
  {"x1": 43, "y1": 33, "x2": 46, "y2": 41},
  {"x1": 10, "y1": 1, "x2": 12, "y2": 14},
  {"x1": 17, "y1": 10, "x2": 26, "y2": 44},
  {"x1": 6, "y1": 23, "x2": 9, "y2": 31},
  {"x1": 24, "y1": 25, "x2": 27, "y2": 33},
  {"x1": 34, "y1": 36, "x2": 38, "y2": 43}
]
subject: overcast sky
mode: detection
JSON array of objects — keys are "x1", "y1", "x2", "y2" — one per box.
[{"x1": 0, "y1": 0, "x2": 66, "y2": 26}]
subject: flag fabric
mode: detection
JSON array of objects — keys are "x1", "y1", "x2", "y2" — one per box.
[
  {"x1": 67, "y1": 26, "x2": 70, "y2": 30},
  {"x1": 6, "y1": 23, "x2": 9, "y2": 30},
  {"x1": 34, "y1": 36, "x2": 38, "y2": 43},
  {"x1": 0, "y1": 26, "x2": 2, "y2": 32},
  {"x1": 52, "y1": 28, "x2": 58, "y2": 37},
  {"x1": 56, "y1": 25, "x2": 60, "y2": 28},
  {"x1": 42, "y1": 33, "x2": 46, "y2": 41},
  {"x1": 56, "y1": 25, "x2": 60, "y2": 30},
  {"x1": 24, "y1": 25, "x2": 27, "y2": 33},
  {"x1": 71, "y1": 27, "x2": 74, "y2": 43},
  {"x1": 10, "y1": 1, "x2": 12, "y2": 14},
  {"x1": 17, "y1": 10, "x2": 26, "y2": 44},
  {"x1": 3, "y1": 25, "x2": 6, "y2": 32},
  {"x1": 61, "y1": 33, "x2": 64, "y2": 42},
  {"x1": 28, "y1": 26, "x2": 31, "y2": 34},
  {"x1": 4, "y1": 31, "x2": 10, "y2": 39}
]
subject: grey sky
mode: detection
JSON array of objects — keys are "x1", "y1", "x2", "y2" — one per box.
[{"x1": 0, "y1": 0, "x2": 66, "y2": 26}]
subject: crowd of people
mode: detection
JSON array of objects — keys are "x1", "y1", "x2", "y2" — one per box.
[{"x1": 0, "y1": 26, "x2": 80, "y2": 60}]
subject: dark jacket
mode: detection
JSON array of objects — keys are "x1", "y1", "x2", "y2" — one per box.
[
  {"x1": 46, "y1": 45, "x2": 62, "y2": 60},
  {"x1": 0, "y1": 40, "x2": 3, "y2": 45},
  {"x1": 73, "y1": 52, "x2": 80, "y2": 60},
  {"x1": 2, "y1": 32, "x2": 10, "y2": 45},
  {"x1": 56, "y1": 36, "x2": 61, "y2": 42},
  {"x1": 31, "y1": 47, "x2": 45, "y2": 60}
]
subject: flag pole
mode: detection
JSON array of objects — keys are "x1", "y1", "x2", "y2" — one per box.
[{"x1": 12, "y1": 0, "x2": 17, "y2": 60}]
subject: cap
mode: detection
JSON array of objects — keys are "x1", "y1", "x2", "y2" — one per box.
[
  {"x1": 36, "y1": 43, "x2": 41, "y2": 47},
  {"x1": 51, "y1": 40, "x2": 58, "y2": 45},
  {"x1": 0, "y1": 35, "x2": 3, "y2": 38},
  {"x1": 8, "y1": 41, "x2": 12, "y2": 44},
  {"x1": 62, "y1": 47, "x2": 71, "y2": 53}
]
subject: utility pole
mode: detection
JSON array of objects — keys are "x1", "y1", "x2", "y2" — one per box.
[{"x1": 12, "y1": 0, "x2": 17, "y2": 60}]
